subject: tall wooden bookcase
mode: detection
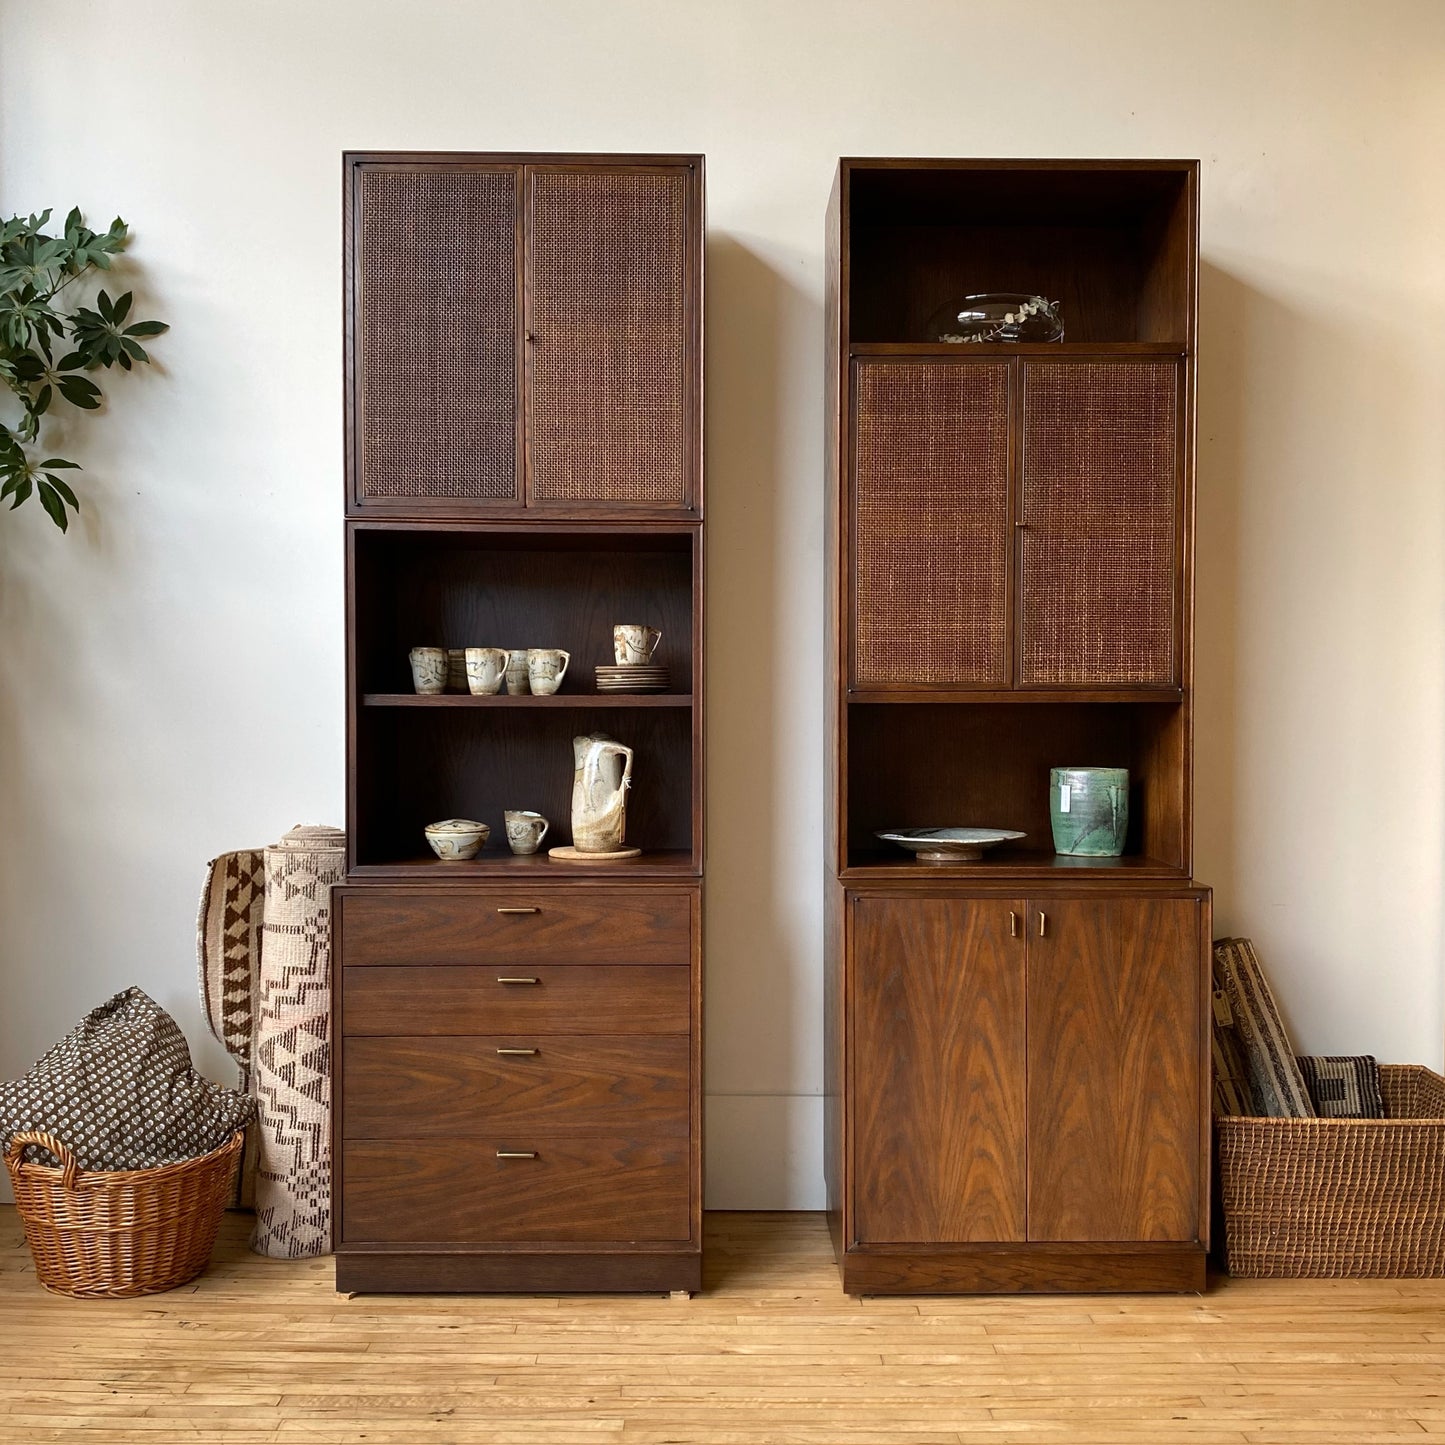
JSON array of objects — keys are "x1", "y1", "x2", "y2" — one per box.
[
  {"x1": 824, "y1": 159, "x2": 1212, "y2": 1294},
  {"x1": 335, "y1": 152, "x2": 704, "y2": 1294}
]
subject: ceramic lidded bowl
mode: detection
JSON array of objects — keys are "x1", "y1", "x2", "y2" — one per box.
[{"x1": 424, "y1": 818, "x2": 489, "y2": 861}]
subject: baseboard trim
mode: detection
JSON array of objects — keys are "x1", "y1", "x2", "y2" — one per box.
[
  {"x1": 336, "y1": 1248, "x2": 702, "y2": 1295},
  {"x1": 840, "y1": 1243, "x2": 1207, "y2": 1295}
]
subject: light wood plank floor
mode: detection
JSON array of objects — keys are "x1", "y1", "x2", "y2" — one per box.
[{"x1": 4, "y1": 1207, "x2": 1444, "y2": 1444}]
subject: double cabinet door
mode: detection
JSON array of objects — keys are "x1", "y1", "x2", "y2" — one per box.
[
  {"x1": 850, "y1": 892, "x2": 1204, "y2": 1245},
  {"x1": 348, "y1": 156, "x2": 698, "y2": 515},
  {"x1": 851, "y1": 356, "x2": 1183, "y2": 689}
]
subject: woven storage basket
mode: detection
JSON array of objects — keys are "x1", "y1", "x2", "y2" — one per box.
[
  {"x1": 1217, "y1": 1065, "x2": 1445, "y2": 1278},
  {"x1": 4, "y1": 1129, "x2": 243, "y2": 1298}
]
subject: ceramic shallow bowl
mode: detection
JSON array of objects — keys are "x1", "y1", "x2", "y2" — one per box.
[
  {"x1": 877, "y1": 827, "x2": 1026, "y2": 863},
  {"x1": 424, "y1": 819, "x2": 490, "y2": 861}
]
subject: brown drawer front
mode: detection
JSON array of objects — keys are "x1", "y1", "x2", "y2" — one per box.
[
  {"x1": 340, "y1": 890, "x2": 691, "y2": 967},
  {"x1": 344, "y1": 1036, "x2": 690, "y2": 1138},
  {"x1": 343, "y1": 966, "x2": 690, "y2": 1036},
  {"x1": 342, "y1": 1137, "x2": 691, "y2": 1243}
]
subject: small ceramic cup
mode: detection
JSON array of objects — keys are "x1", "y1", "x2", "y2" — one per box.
[
  {"x1": 408, "y1": 647, "x2": 448, "y2": 695},
  {"x1": 527, "y1": 648, "x2": 570, "y2": 696},
  {"x1": 423, "y1": 818, "x2": 489, "y2": 861},
  {"x1": 446, "y1": 648, "x2": 468, "y2": 693},
  {"x1": 504, "y1": 810, "x2": 550, "y2": 856},
  {"x1": 613, "y1": 624, "x2": 663, "y2": 665},
  {"x1": 505, "y1": 648, "x2": 531, "y2": 695},
  {"x1": 465, "y1": 647, "x2": 509, "y2": 696}
]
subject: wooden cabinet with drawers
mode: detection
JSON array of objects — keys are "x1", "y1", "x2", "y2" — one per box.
[{"x1": 337, "y1": 152, "x2": 704, "y2": 1295}]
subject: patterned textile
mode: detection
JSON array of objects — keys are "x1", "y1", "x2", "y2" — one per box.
[
  {"x1": 197, "y1": 849, "x2": 266, "y2": 1084},
  {"x1": 1297, "y1": 1055, "x2": 1386, "y2": 1119},
  {"x1": 250, "y1": 826, "x2": 345, "y2": 1260},
  {"x1": 0, "y1": 987, "x2": 254, "y2": 1169},
  {"x1": 1212, "y1": 938, "x2": 1315, "y2": 1119}
]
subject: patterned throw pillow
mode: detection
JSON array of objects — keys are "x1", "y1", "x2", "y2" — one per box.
[
  {"x1": 1212, "y1": 938, "x2": 1315, "y2": 1118},
  {"x1": 1297, "y1": 1055, "x2": 1386, "y2": 1119},
  {"x1": 0, "y1": 986, "x2": 256, "y2": 1170}
]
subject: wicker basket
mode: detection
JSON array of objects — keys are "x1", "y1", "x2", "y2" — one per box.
[
  {"x1": 1217, "y1": 1065, "x2": 1445, "y2": 1278},
  {"x1": 4, "y1": 1129, "x2": 243, "y2": 1298}
]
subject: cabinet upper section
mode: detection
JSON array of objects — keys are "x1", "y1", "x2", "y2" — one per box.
[{"x1": 345, "y1": 153, "x2": 704, "y2": 520}]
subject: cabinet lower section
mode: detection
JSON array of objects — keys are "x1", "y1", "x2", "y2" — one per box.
[
  {"x1": 333, "y1": 881, "x2": 702, "y2": 1294},
  {"x1": 827, "y1": 882, "x2": 1212, "y2": 1294}
]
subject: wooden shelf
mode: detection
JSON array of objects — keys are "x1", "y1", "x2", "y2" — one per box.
[
  {"x1": 849, "y1": 342, "x2": 1187, "y2": 358},
  {"x1": 843, "y1": 850, "x2": 1190, "y2": 883},
  {"x1": 348, "y1": 849, "x2": 700, "y2": 881},
  {"x1": 363, "y1": 693, "x2": 693, "y2": 709},
  {"x1": 847, "y1": 687, "x2": 1184, "y2": 705}
]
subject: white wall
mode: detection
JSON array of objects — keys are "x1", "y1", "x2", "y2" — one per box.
[{"x1": 2, "y1": 0, "x2": 1442, "y2": 1209}]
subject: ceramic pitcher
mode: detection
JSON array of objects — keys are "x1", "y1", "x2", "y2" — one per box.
[{"x1": 570, "y1": 732, "x2": 633, "y2": 853}]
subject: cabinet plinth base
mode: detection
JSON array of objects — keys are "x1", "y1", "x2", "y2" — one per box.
[
  {"x1": 337, "y1": 1248, "x2": 702, "y2": 1296},
  {"x1": 840, "y1": 1244, "x2": 1206, "y2": 1295}
]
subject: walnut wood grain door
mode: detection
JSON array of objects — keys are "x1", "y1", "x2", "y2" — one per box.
[
  {"x1": 1026, "y1": 895, "x2": 1203, "y2": 1242},
  {"x1": 852, "y1": 896, "x2": 1026, "y2": 1243},
  {"x1": 1017, "y1": 360, "x2": 1182, "y2": 686},
  {"x1": 350, "y1": 162, "x2": 523, "y2": 510},
  {"x1": 526, "y1": 164, "x2": 694, "y2": 510},
  {"x1": 851, "y1": 360, "x2": 1012, "y2": 687}
]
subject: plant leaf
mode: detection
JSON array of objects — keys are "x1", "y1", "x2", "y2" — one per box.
[
  {"x1": 123, "y1": 320, "x2": 168, "y2": 337},
  {"x1": 38, "y1": 458, "x2": 80, "y2": 469},
  {"x1": 36, "y1": 479, "x2": 68, "y2": 531},
  {"x1": 8, "y1": 476, "x2": 32, "y2": 509},
  {"x1": 43, "y1": 472, "x2": 80, "y2": 508}
]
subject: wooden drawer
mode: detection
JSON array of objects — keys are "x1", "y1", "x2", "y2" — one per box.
[
  {"x1": 343, "y1": 1036, "x2": 690, "y2": 1137},
  {"x1": 339, "y1": 889, "x2": 691, "y2": 967},
  {"x1": 342, "y1": 965, "x2": 690, "y2": 1036},
  {"x1": 342, "y1": 1137, "x2": 691, "y2": 1243}
]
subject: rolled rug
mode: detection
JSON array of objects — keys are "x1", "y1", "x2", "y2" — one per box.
[
  {"x1": 251, "y1": 825, "x2": 346, "y2": 1259},
  {"x1": 196, "y1": 847, "x2": 266, "y2": 1206}
]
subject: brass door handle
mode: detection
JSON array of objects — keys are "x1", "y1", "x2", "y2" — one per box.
[
  {"x1": 1038, "y1": 911, "x2": 1048, "y2": 938},
  {"x1": 496, "y1": 976, "x2": 541, "y2": 986},
  {"x1": 1009, "y1": 910, "x2": 1021, "y2": 939},
  {"x1": 496, "y1": 907, "x2": 539, "y2": 915},
  {"x1": 495, "y1": 1047, "x2": 538, "y2": 1056},
  {"x1": 496, "y1": 1150, "x2": 537, "y2": 1160}
]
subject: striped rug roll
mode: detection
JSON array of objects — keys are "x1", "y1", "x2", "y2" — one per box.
[{"x1": 250, "y1": 825, "x2": 346, "y2": 1259}]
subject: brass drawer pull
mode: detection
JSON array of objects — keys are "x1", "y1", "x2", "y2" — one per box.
[
  {"x1": 496, "y1": 976, "x2": 541, "y2": 986},
  {"x1": 496, "y1": 907, "x2": 539, "y2": 915},
  {"x1": 496, "y1": 1150, "x2": 537, "y2": 1160},
  {"x1": 1009, "y1": 910, "x2": 1021, "y2": 939},
  {"x1": 495, "y1": 1047, "x2": 538, "y2": 1056},
  {"x1": 1038, "y1": 911, "x2": 1048, "y2": 938}
]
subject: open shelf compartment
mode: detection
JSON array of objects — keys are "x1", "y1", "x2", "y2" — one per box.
[
  {"x1": 846, "y1": 700, "x2": 1188, "y2": 876},
  {"x1": 845, "y1": 161, "x2": 1195, "y2": 347}
]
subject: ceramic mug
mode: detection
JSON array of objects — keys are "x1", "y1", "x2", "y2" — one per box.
[
  {"x1": 505, "y1": 648, "x2": 531, "y2": 696},
  {"x1": 504, "y1": 810, "x2": 550, "y2": 856},
  {"x1": 446, "y1": 648, "x2": 468, "y2": 693},
  {"x1": 526, "y1": 648, "x2": 570, "y2": 696},
  {"x1": 408, "y1": 647, "x2": 448, "y2": 695},
  {"x1": 613, "y1": 624, "x2": 663, "y2": 666},
  {"x1": 465, "y1": 647, "x2": 509, "y2": 696}
]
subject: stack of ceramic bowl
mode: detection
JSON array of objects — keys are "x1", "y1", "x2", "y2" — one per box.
[{"x1": 595, "y1": 662, "x2": 671, "y2": 694}]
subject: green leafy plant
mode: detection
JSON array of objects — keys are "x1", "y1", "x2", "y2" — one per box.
[{"x1": 0, "y1": 208, "x2": 168, "y2": 531}]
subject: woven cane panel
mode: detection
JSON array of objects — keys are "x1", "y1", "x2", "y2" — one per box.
[
  {"x1": 853, "y1": 362, "x2": 1010, "y2": 685},
  {"x1": 357, "y1": 167, "x2": 518, "y2": 501},
  {"x1": 1019, "y1": 362, "x2": 1179, "y2": 685},
  {"x1": 529, "y1": 169, "x2": 687, "y2": 506}
]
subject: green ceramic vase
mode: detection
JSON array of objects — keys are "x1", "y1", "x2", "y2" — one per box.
[{"x1": 1050, "y1": 767, "x2": 1129, "y2": 856}]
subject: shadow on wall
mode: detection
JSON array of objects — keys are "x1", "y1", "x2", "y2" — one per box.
[
  {"x1": 1193, "y1": 259, "x2": 1244, "y2": 915},
  {"x1": 702, "y1": 234, "x2": 827, "y2": 1209}
]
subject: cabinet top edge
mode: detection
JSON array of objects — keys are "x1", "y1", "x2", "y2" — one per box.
[
  {"x1": 838, "y1": 157, "x2": 1198, "y2": 175},
  {"x1": 345, "y1": 150, "x2": 705, "y2": 171}
]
